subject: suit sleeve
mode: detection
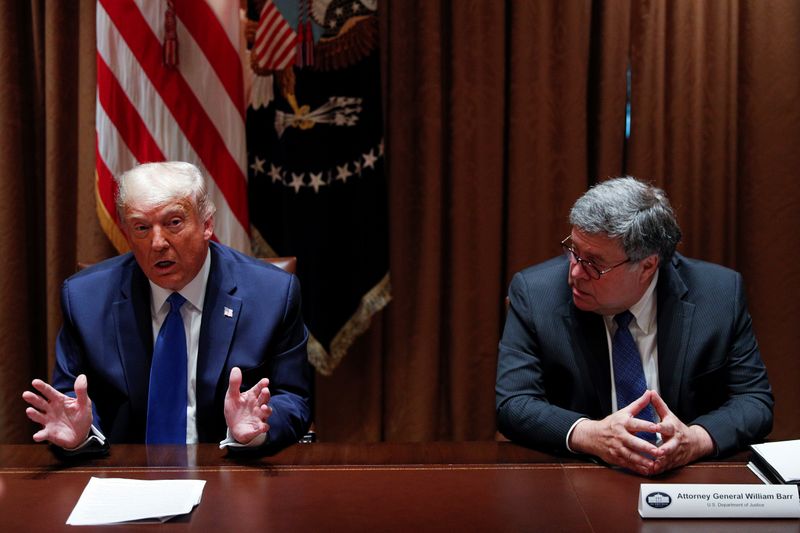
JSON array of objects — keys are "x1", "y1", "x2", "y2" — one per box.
[
  {"x1": 52, "y1": 280, "x2": 103, "y2": 430},
  {"x1": 50, "y1": 279, "x2": 108, "y2": 454},
  {"x1": 262, "y1": 274, "x2": 312, "y2": 452},
  {"x1": 496, "y1": 273, "x2": 586, "y2": 454},
  {"x1": 689, "y1": 273, "x2": 774, "y2": 455},
  {"x1": 52, "y1": 280, "x2": 81, "y2": 392}
]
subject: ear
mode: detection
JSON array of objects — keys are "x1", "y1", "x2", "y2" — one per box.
[
  {"x1": 639, "y1": 254, "x2": 659, "y2": 283},
  {"x1": 203, "y1": 215, "x2": 215, "y2": 241},
  {"x1": 118, "y1": 219, "x2": 134, "y2": 248}
]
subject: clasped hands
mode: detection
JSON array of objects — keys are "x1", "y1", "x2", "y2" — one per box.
[
  {"x1": 569, "y1": 390, "x2": 714, "y2": 476},
  {"x1": 22, "y1": 368, "x2": 271, "y2": 448}
]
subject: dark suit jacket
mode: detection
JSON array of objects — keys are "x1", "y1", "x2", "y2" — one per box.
[
  {"x1": 496, "y1": 253, "x2": 773, "y2": 456},
  {"x1": 52, "y1": 242, "x2": 312, "y2": 451}
]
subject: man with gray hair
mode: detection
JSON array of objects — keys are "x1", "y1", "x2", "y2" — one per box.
[
  {"x1": 496, "y1": 177, "x2": 773, "y2": 475},
  {"x1": 23, "y1": 161, "x2": 311, "y2": 453}
]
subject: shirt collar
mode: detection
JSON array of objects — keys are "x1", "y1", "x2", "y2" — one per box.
[
  {"x1": 149, "y1": 249, "x2": 211, "y2": 315},
  {"x1": 627, "y1": 269, "x2": 659, "y2": 334},
  {"x1": 602, "y1": 269, "x2": 659, "y2": 333}
]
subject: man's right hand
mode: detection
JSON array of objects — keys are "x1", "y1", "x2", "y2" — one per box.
[
  {"x1": 568, "y1": 390, "x2": 661, "y2": 476},
  {"x1": 22, "y1": 374, "x2": 94, "y2": 449}
]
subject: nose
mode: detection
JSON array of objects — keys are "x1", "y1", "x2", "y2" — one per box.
[
  {"x1": 569, "y1": 256, "x2": 589, "y2": 281},
  {"x1": 150, "y1": 226, "x2": 169, "y2": 251}
]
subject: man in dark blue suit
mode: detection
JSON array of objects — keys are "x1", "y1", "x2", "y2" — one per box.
[
  {"x1": 496, "y1": 177, "x2": 773, "y2": 475},
  {"x1": 23, "y1": 161, "x2": 311, "y2": 453}
]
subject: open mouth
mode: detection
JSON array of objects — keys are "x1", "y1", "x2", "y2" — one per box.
[
  {"x1": 154, "y1": 260, "x2": 176, "y2": 270},
  {"x1": 572, "y1": 285, "x2": 589, "y2": 298}
]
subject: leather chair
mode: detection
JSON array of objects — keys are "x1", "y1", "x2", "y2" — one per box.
[{"x1": 262, "y1": 256, "x2": 297, "y2": 274}]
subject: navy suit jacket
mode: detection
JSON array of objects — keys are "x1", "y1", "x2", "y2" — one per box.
[
  {"x1": 52, "y1": 242, "x2": 312, "y2": 451},
  {"x1": 496, "y1": 253, "x2": 773, "y2": 456}
]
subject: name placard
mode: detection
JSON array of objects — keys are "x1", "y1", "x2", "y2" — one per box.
[{"x1": 639, "y1": 484, "x2": 800, "y2": 518}]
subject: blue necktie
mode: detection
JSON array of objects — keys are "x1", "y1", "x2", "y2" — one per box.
[
  {"x1": 612, "y1": 310, "x2": 657, "y2": 442},
  {"x1": 146, "y1": 293, "x2": 187, "y2": 444}
]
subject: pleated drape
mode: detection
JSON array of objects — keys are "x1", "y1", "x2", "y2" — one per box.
[
  {"x1": 1, "y1": 0, "x2": 797, "y2": 443},
  {"x1": 626, "y1": 0, "x2": 800, "y2": 440},
  {"x1": 0, "y1": 0, "x2": 112, "y2": 442}
]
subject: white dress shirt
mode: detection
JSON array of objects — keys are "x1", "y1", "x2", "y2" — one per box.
[
  {"x1": 148, "y1": 251, "x2": 211, "y2": 444},
  {"x1": 71, "y1": 249, "x2": 264, "y2": 451},
  {"x1": 602, "y1": 269, "x2": 660, "y2": 412},
  {"x1": 148, "y1": 251, "x2": 266, "y2": 448},
  {"x1": 566, "y1": 270, "x2": 660, "y2": 451}
]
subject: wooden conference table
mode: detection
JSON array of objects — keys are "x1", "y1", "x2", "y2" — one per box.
[{"x1": 0, "y1": 442, "x2": 796, "y2": 532}]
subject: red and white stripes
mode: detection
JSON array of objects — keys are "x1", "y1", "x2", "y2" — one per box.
[
  {"x1": 96, "y1": 0, "x2": 250, "y2": 253},
  {"x1": 252, "y1": 0, "x2": 297, "y2": 71}
]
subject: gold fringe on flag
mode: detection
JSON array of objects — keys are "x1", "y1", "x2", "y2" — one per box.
[
  {"x1": 94, "y1": 171, "x2": 129, "y2": 254},
  {"x1": 251, "y1": 226, "x2": 390, "y2": 375},
  {"x1": 317, "y1": 272, "x2": 391, "y2": 376}
]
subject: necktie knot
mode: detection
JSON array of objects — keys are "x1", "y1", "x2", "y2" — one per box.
[
  {"x1": 167, "y1": 293, "x2": 186, "y2": 313},
  {"x1": 614, "y1": 310, "x2": 634, "y2": 329}
]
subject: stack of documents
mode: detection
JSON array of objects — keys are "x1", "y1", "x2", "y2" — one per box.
[
  {"x1": 749, "y1": 440, "x2": 800, "y2": 485},
  {"x1": 66, "y1": 477, "x2": 206, "y2": 525}
]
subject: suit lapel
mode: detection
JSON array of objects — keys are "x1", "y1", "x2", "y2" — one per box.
[
  {"x1": 196, "y1": 244, "x2": 242, "y2": 434},
  {"x1": 656, "y1": 256, "x2": 695, "y2": 408},
  {"x1": 112, "y1": 260, "x2": 153, "y2": 428},
  {"x1": 563, "y1": 302, "x2": 612, "y2": 416}
]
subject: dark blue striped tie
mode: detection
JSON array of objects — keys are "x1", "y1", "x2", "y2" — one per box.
[
  {"x1": 146, "y1": 293, "x2": 187, "y2": 444},
  {"x1": 613, "y1": 310, "x2": 657, "y2": 443}
]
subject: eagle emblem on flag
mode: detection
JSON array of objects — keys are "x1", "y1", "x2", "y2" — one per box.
[{"x1": 245, "y1": 0, "x2": 389, "y2": 375}]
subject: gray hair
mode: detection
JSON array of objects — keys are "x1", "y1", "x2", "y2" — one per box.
[
  {"x1": 569, "y1": 176, "x2": 682, "y2": 262},
  {"x1": 115, "y1": 161, "x2": 216, "y2": 224}
]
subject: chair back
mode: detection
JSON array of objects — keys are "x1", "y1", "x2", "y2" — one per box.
[{"x1": 263, "y1": 257, "x2": 297, "y2": 274}]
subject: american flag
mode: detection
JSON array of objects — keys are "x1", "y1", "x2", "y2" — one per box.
[
  {"x1": 95, "y1": 0, "x2": 250, "y2": 253},
  {"x1": 252, "y1": 0, "x2": 297, "y2": 71}
]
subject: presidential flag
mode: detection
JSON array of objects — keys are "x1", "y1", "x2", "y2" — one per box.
[
  {"x1": 95, "y1": 0, "x2": 250, "y2": 253},
  {"x1": 245, "y1": 0, "x2": 389, "y2": 375}
]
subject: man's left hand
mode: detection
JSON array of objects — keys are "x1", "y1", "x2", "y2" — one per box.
[
  {"x1": 650, "y1": 390, "x2": 714, "y2": 474},
  {"x1": 224, "y1": 367, "x2": 272, "y2": 444}
]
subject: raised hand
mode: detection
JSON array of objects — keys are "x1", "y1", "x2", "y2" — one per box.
[
  {"x1": 22, "y1": 374, "x2": 94, "y2": 449},
  {"x1": 224, "y1": 367, "x2": 272, "y2": 444}
]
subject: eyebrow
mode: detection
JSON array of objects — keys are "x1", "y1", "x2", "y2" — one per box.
[
  {"x1": 129, "y1": 205, "x2": 187, "y2": 219},
  {"x1": 571, "y1": 241, "x2": 614, "y2": 266}
]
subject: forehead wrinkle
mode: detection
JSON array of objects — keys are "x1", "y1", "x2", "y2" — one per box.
[
  {"x1": 571, "y1": 232, "x2": 624, "y2": 265},
  {"x1": 125, "y1": 200, "x2": 191, "y2": 222}
]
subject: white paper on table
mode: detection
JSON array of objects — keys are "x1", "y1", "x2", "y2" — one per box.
[
  {"x1": 748, "y1": 462, "x2": 774, "y2": 484},
  {"x1": 751, "y1": 440, "x2": 800, "y2": 483},
  {"x1": 66, "y1": 477, "x2": 206, "y2": 525}
]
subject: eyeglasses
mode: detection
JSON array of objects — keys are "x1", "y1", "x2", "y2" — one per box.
[{"x1": 560, "y1": 235, "x2": 630, "y2": 280}]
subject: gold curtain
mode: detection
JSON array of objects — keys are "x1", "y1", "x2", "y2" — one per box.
[
  {"x1": 317, "y1": 1, "x2": 612, "y2": 442},
  {"x1": 0, "y1": 0, "x2": 113, "y2": 442},
  {"x1": 735, "y1": 0, "x2": 800, "y2": 442},
  {"x1": 1, "y1": 0, "x2": 798, "y2": 444},
  {"x1": 317, "y1": 0, "x2": 800, "y2": 443},
  {"x1": 627, "y1": 0, "x2": 800, "y2": 440}
]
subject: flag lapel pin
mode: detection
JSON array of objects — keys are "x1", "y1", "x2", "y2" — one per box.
[{"x1": 224, "y1": 307, "x2": 233, "y2": 318}]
